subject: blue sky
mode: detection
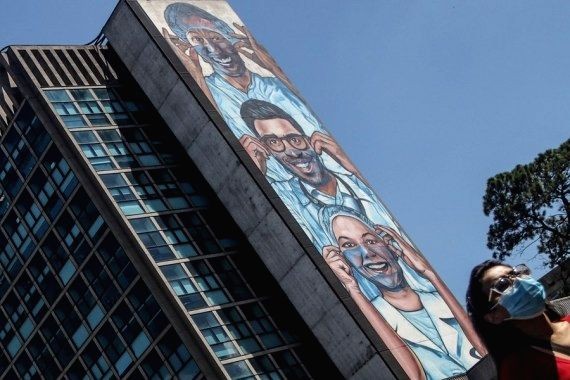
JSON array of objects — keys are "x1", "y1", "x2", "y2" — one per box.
[{"x1": 1, "y1": 1, "x2": 568, "y2": 302}]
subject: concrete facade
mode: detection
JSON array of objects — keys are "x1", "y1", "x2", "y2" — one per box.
[{"x1": 104, "y1": 1, "x2": 401, "y2": 378}]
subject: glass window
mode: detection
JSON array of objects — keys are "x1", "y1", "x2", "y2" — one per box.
[
  {"x1": 210, "y1": 258, "x2": 252, "y2": 302},
  {"x1": 161, "y1": 265, "x2": 196, "y2": 296},
  {"x1": 14, "y1": 105, "x2": 51, "y2": 156},
  {"x1": 62, "y1": 115, "x2": 87, "y2": 128},
  {"x1": 45, "y1": 90, "x2": 71, "y2": 102},
  {"x1": 72, "y1": 324, "x2": 89, "y2": 348},
  {"x1": 130, "y1": 218, "x2": 156, "y2": 233},
  {"x1": 69, "y1": 89, "x2": 95, "y2": 101},
  {"x1": 131, "y1": 331, "x2": 150, "y2": 358},
  {"x1": 3, "y1": 128, "x2": 21, "y2": 154},
  {"x1": 81, "y1": 143, "x2": 106, "y2": 158},
  {"x1": 73, "y1": 131, "x2": 98, "y2": 144},
  {"x1": 87, "y1": 305, "x2": 104, "y2": 329},
  {"x1": 141, "y1": 348, "x2": 171, "y2": 378},
  {"x1": 225, "y1": 361, "x2": 254, "y2": 380},
  {"x1": 115, "y1": 351, "x2": 133, "y2": 375},
  {"x1": 3, "y1": 210, "x2": 35, "y2": 259},
  {"x1": 69, "y1": 190, "x2": 106, "y2": 241},
  {"x1": 77, "y1": 101, "x2": 102, "y2": 114},
  {"x1": 178, "y1": 212, "x2": 221, "y2": 254},
  {"x1": 0, "y1": 161, "x2": 23, "y2": 199},
  {"x1": 54, "y1": 102, "x2": 79, "y2": 116},
  {"x1": 25, "y1": 120, "x2": 51, "y2": 156},
  {"x1": 93, "y1": 88, "x2": 116, "y2": 100},
  {"x1": 58, "y1": 259, "x2": 76, "y2": 285},
  {"x1": 29, "y1": 170, "x2": 63, "y2": 221},
  {"x1": 80, "y1": 144, "x2": 114, "y2": 171},
  {"x1": 12, "y1": 143, "x2": 36, "y2": 178},
  {"x1": 18, "y1": 317, "x2": 34, "y2": 340},
  {"x1": 100, "y1": 100, "x2": 124, "y2": 113},
  {"x1": 242, "y1": 304, "x2": 284, "y2": 350},
  {"x1": 119, "y1": 201, "x2": 144, "y2": 216},
  {"x1": 97, "y1": 130, "x2": 121, "y2": 142},
  {"x1": 87, "y1": 113, "x2": 111, "y2": 126},
  {"x1": 101, "y1": 173, "x2": 127, "y2": 188},
  {"x1": 250, "y1": 355, "x2": 282, "y2": 379}
]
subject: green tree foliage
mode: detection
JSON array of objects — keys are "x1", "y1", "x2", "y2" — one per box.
[{"x1": 483, "y1": 139, "x2": 570, "y2": 268}]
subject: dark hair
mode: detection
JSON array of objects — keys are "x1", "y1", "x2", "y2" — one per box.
[
  {"x1": 240, "y1": 99, "x2": 304, "y2": 137},
  {"x1": 466, "y1": 260, "x2": 561, "y2": 365},
  {"x1": 466, "y1": 260, "x2": 504, "y2": 318},
  {"x1": 164, "y1": 2, "x2": 235, "y2": 42}
]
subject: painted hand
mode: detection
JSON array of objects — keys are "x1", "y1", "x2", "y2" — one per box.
[
  {"x1": 375, "y1": 225, "x2": 434, "y2": 279},
  {"x1": 162, "y1": 28, "x2": 203, "y2": 80},
  {"x1": 310, "y1": 131, "x2": 363, "y2": 179},
  {"x1": 239, "y1": 135, "x2": 269, "y2": 175},
  {"x1": 231, "y1": 23, "x2": 293, "y2": 88},
  {"x1": 323, "y1": 245, "x2": 359, "y2": 292}
]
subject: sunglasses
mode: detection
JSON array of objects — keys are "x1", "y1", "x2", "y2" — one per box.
[
  {"x1": 487, "y1": 264, "x2": 531, "y2": 302},
  {"x1": 260, "y1": 134, "x2": 308, "y2": 152}
]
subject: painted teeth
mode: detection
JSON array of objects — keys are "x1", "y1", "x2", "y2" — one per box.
[
  {"x1": 215, "y1": 57, "x2": 231, "y2": 64},
  {"x1": 295, "y1": 162, "x2": 309, "y2": 168},
  {"x1": 367, "y1": 263, "x2": 387, "y2": 271}
]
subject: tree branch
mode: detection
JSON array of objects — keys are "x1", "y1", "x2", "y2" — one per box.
[{"x1": 516, "y1": 236, "x2": 541, "y2": 255}]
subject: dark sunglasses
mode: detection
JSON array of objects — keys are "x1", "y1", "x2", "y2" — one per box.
[{"x1": 488, "y1": 264, "x2": 531, "y2": 302}]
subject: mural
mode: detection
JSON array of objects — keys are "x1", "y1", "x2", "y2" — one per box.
[{"x1": 138, "y1": 1, "x2": 487, "y2": 378}]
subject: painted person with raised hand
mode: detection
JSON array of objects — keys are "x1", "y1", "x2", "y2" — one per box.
[
  {"x1": 239, "y1": 99, "x2": 401, "y2": 250},
  {"x1": 162, "y1": 2, "x2": 323, "y2": 181},
  {"x1": 321, "y1": 206, "x2": 486, "y2": 380}
]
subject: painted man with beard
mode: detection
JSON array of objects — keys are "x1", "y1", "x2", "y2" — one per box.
[
  {"x1": 240, "y1": 99, "x2": 401, "y2": 250},
  {"x1": 321, "y1": 206, "x2": 486, "y2": 380},
  {"x1": 163, "y1": 2, "x2": 325, "y2": 181}
]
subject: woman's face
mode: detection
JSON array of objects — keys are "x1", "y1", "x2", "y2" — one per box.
[{"x1": 481, "y1": 265, "x2": 512, "y2": 323}]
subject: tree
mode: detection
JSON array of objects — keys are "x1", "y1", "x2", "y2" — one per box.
[{"x1": 483, "y1": 139, "x2": 570, "y2": 269}]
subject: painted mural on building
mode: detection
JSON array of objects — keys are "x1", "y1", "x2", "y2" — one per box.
[{"x1": 138, "y1": 1, "x2": 487, "y2": 378}]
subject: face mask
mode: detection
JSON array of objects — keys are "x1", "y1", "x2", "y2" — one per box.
[
  {"x1": 498, "y1": 276, "x2": 546, "y2": 320},
  {"x1": 342, "y1": 245, "x2": 404, "y2": 291}
]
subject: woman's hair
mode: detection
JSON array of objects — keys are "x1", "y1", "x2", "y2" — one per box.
[{"x1": 465, "y1": 259, "x2": 560, "y2": 365}]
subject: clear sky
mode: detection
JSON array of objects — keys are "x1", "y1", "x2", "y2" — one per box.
[{"x1": 1, "y1": 1, "x2": 568, "y2": 302}]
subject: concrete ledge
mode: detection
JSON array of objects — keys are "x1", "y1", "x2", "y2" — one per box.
[
  {"x1": 158, "y1": 79, "x2": 211, "y2": 147},
  {"x1": 103, "y1": 3, "x2": 150, "y2": 71},
  {"x1": 311, "y1": 301, "x2": 381, "y2": 378},
  {"x1": 186, "y1": 122, "x2": 242, "y2": 191},
  {"x1": 246, "y1": 209, "x2": 305, "y2": 281},
  {"x1": 130, "y1": 42, "x2": 180, "y2": 108}
]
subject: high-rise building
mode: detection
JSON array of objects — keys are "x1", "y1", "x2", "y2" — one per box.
[{"x1": 0, "y1": 1, "x2": 495, "y2": 379}]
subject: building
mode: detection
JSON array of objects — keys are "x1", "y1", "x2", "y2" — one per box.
[
  {"x1": 540, "y1": 259, "x2": 570, "y2": 300},
  {"x1": 0, "y1": 1, "x2": 495, "y2": 379}
]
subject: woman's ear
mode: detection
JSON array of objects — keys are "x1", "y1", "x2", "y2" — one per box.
[{"x1": 484, "y1": 305, "x2": 510, "y2": 325}]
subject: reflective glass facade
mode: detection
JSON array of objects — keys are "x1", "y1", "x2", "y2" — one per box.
[
  {"x1": 0, "y1": 36, "x2": 342, "y2": 378},
  {"x1": 0, "y1": 102, "x2": 201, "y2": 379},
  {"x1": 43, "y1": 85, "x2": 313, "y2": 379}
]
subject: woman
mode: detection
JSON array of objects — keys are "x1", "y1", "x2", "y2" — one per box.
[{"x1": 466, "y1": 260, "x2": 570, "y2": 379}]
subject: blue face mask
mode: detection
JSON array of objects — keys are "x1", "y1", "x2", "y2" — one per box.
[
  {"x1": 342, "y1": 244, "x2": 404, "y2": 291},
  {"x1": 498, "y1": 276, "x2": 546, "y2": 320}
]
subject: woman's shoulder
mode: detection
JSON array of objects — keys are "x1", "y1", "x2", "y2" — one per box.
[
  {"x1": 499, "y1": 347, "x2": 545, "y2": 379},
  {"x1": 500, "y1": 340, "x2": 570, "y2": 380}
]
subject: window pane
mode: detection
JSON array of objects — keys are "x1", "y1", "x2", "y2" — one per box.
[
  {"x1": 70, "y1": 89, "x2": 95, "y2": 101},
  {"x1": 62, "y1": 115, "x2": 87, "y2": 128},
  {"x1": 45, "y1": 90, "x2": 71, "y2": 102}
]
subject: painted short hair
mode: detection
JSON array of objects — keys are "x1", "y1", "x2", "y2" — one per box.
[
  {"x1": 164, "y1": 2, "x2": 238, "y2": 44},
  {"x1": 319, "y1": 205, "x2": 376, "y2": 244},
  {"x1": 240, "y1": 99, "x2": 304, "y2": 137}
]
